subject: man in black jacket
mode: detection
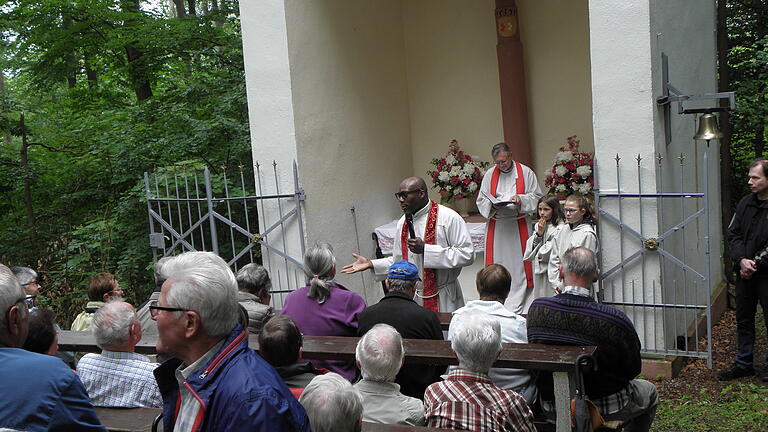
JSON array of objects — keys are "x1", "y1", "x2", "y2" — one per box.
[
  {"x1": 719, "y1": 159, "x2": 768, "y2": 381},
  {"x1": 357, "y1": 260, "x2": 445, "y2": 398}
]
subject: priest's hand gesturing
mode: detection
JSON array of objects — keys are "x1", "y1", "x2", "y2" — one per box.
[
  {"x1": 341, "y1": 253, "x2": 373, "y2": 274},
  {"x1": 407, "y1": 237, "x2": 425, "y2": 254}
]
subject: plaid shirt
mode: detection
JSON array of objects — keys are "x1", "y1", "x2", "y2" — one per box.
[
  {"x1": 424, "y1": 369, "x2": 536, "y2": 432},
  {"x1": 77, "y1": 350, "x2": 162, "y2": 408}
]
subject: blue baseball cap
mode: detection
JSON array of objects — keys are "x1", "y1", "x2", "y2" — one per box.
[{"x1": 387, "y1": 260, "x2": 421, "y2": 281}]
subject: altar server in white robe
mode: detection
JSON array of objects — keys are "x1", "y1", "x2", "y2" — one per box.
[
  {"x1": 476, "y1": 143, "x2": 543, "y2": 314},
  {"x1": 522, "y1": 195, "x2": 565, "y2": 310},
  {"x1": 548, "y1": 194, "x2": 599, "y2": 292},
  {"x1": 342, "y1": 177, "x2": 475, "y2": 313}
]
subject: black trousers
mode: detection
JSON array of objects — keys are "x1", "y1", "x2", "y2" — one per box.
[{"x1": 735, "y1": 275, "x2": 768, "y2": 367}]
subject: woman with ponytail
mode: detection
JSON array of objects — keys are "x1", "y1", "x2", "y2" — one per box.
[{"x1": 282, "y1": 242, "x2": 367, "y2": 381}]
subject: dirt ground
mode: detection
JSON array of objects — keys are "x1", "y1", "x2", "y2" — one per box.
[{"x1": 654, "y1": 308, "x2": 768, "y2": 400}]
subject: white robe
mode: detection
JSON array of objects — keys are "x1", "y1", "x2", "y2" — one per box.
[
  {"x1": 522, "y1": 221, "x2": 562, "y2": 312},
  {"x1": 476, "y1": 162, "x2": 543, "y2": 313},
  {"x1": 371, "y1": 202, "x2": 475, "y2": 313},
  {"x1": 547, "y1": 222, "x2": 599, "y2": 290}
]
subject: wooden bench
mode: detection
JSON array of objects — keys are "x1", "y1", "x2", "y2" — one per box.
[
  {"x1": 62, "y1": 331, "x2": 594, "y2": 432},
  {"x1": 94, "y1": 407, "x2": 161, "y2": 432},
  {"x1": 94, "y1": 407, "x2": 473, "y2": 432}
]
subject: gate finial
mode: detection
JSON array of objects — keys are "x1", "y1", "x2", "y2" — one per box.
[
  {"x1": 636, "y1": 154, "x2": 642, "y2": 167},
  {"x1": 677, "y1": 153, "x2": 685, "y2": 166},
  {"x1": 656, "y1": 153, "x2": 664, "y2": 166},
  {"x1": 614, "y1": 154, "x2": 621, "y2": 166}
]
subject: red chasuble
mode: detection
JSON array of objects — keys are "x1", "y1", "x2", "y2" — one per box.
[
  {"x1": 401, "y1": 200, "x2": 440, "y2": 312},
  {"x1": 485, "y1": 163, "x2": 534, "y2": 288}
]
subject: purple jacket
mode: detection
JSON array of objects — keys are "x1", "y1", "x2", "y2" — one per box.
[{"x1": 281, "y1": 282, "x2": 366, "y2": 381}]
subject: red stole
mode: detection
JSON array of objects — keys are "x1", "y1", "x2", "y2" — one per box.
[
  {"x1": 485, "y1": 163, "x2": 534, "y2": 288},
  {"x1": 401, "y1": 200, "x2": 440, "y2": 312}
]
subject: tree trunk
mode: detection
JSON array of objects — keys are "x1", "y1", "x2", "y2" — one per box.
[
  {"x1": 62, "y1": 15, "x2": 78, "y2": 88},
  {"x1": 121, "y1": 0, "x2": 153, "y2": 101},
  {"x1": 172, "y1": 0, "x2": 186, "y2": 18},
  {"x1": 717, "y1": 0, "x2": 735, "y2": 282},
  {"x1": 0, "y1": 73, "x2": 10, "y2": 146},
  {"x1": 20, "y1": 113, "x2": 36, "y2": 244},
  {"x1": 202, "y1": 0, "x2": 209, "y2": 15},
  {"x1": 85, "y1": 53, "x2": 98, "y2": 88},
  {"x1": 188, "y1": 0, "x2": 196, "y2": 15},
  {"x1": 211, "y1": 0, "x2": 223, "y2": 27}
]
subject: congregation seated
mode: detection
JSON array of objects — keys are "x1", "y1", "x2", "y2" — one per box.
[
  {"x1": 424, "y1": 311, "x2": 536, "y2": 432},
  {"x1": 282, "y1": 242, "x2": 366, "y2": 381},
  {"x1": 357, "y1": 260, "x2": 445, "y2": 398},
  {"x1": 447, "y1": 264, "x2": 536, "y2": 403},
  {"x1": 354, "y1": 323, "x2": 425, "y2": 426},
  {"x1": 299, "y1": 373, "x2": 363, "y2": 432},
  {"x1": 236, "y1": 263, "x2": 275, "y2": 333},
  {"x1": 151, "y1": 251, "x2": 310, "y2": 430},
  {"x1": 259, "y1": 314, "x2": 326, "y2": 397},
  {"x1": 22, "y1": 308, "x2": 58, "y2": 356},
  {"x1": 0, "y1": 265, "x2": 105, "y2": 431},
  {"x1": 77, "y1": 300, "x2": 161, "y2": 408},
  {"x1": 527, "y1": 247, "x2": 658, "y2": 431},
  {"x1": 71, "y1": 272, "x2": 124, "y2": 331}
]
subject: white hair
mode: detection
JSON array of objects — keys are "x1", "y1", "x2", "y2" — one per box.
[
  {"x1": 92, "y1": 299, "x2": 136, "y2": 348},
  {"x1": 10, "y1": 267, "x2": 37, "y2": 286},
  {"x1": 356, "y1": 324, "x2": 404, "y2": 382},
  {"x1": 159, "y1": 252, "x2": 239, "y2": 337},
  {"x1": 299, "y1": 373, "x2": 363, "y2": 432},
  {"x1": 451, "y1": 311, "x2": 502, "y2": 374},
  {"x1": 0, "y1": 267, "x2": 26, "y2": 333}
]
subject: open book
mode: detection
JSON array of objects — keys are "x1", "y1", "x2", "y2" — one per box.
[{"x1": 480, "y1": 190, "x2": 515, "y2": 206}]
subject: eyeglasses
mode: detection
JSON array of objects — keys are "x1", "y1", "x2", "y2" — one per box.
[
  {"x1": 564, "y1": 207, "x2": 581, "y2": 214},
  {"x1": 148, "y1": 300, "x2": 191, "y2": 318},
  {"x1": 394, "y1": 189, "x2": 422, "y2": 200}
]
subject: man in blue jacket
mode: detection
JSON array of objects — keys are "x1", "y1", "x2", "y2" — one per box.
[
  {"x1": 0, "y1": 266, "x2": 105, "y2": 432},
  {"x1": 151, "y1": 252, "x2": 310, "y2": 432}
]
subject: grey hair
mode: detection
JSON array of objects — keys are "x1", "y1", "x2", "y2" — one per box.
[
  {"x1": 356, "y1": 324, "x2": 404, "y2": 382},
  {"x1": 92, "y1": 299, "x2": 136, "y2": 348},
  {"x1": 10, "y1": 267, "x2": 37, "y2": 286},
  {"x1": 386, "y1": 278, "x2": 417, "y2": 294},
  {"x1": 491, "y1": 142, "x2": 511, "y2": 157},
  {"x1": 153, "y1": 257, "x2": 172, "y2": 292},
  {"x1": 236, "y1": 263, "x2": 272, "y2": 296},
  {"x1": 299, "y1": 373, "x2": 363, "y2": 432},
  {"x1": 0, "y1": 268, "x2": 26, "y2": 333},
  {"x1": 562, "y1": 247, "x2": 599, "y2": 279},
  {"x1": 159, "y1": 251, "x2": 239, "y2": 338},
  {"x1": 450, "y1": 311, "x2": 502, "y2": 374},
  {"x1": 303, "y1": 243, "x2": 336, "y2": 304}
]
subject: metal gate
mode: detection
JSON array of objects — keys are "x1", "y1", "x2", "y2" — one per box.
[
  {"x1": 596, "y1": 151, "x2": 712, "y2": 367},
  {"x1": 144, "y1": 161, "x2": 307, "y2": 301}
]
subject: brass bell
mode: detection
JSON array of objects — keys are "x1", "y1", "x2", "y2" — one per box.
[{"x1": 693, "y1": 113, "x2": 723, "y2": 141}]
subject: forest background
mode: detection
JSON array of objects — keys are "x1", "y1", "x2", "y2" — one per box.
[{"x1": 0, "y1": 0, "x2": 766, "y2": 325}]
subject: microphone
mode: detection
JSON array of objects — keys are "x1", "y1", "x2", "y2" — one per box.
[{"x1": 405, "y1": 213, "x2": 416, "y2": 239}]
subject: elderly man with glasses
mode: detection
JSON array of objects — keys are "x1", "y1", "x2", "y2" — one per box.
[
  {"x1": 150, "y1": 251, "x2": 310, "y2": 432},
  {"x1": 11, "y1": 266, "x2": 41, "y2": 309},
  {"x1": 0, "y1": 265, "x2": 105, "y2": 431},
  {"x1": 342, "y1": 176, "x2": 475, "y2": 313}
]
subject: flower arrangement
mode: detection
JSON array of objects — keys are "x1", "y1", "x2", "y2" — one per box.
[
  {"x1": 428, "y1": 139, "x2": 488, "y2": 204},
  {"x1": 544, "y1": 135, "x2": 594, "y2": 198}
]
